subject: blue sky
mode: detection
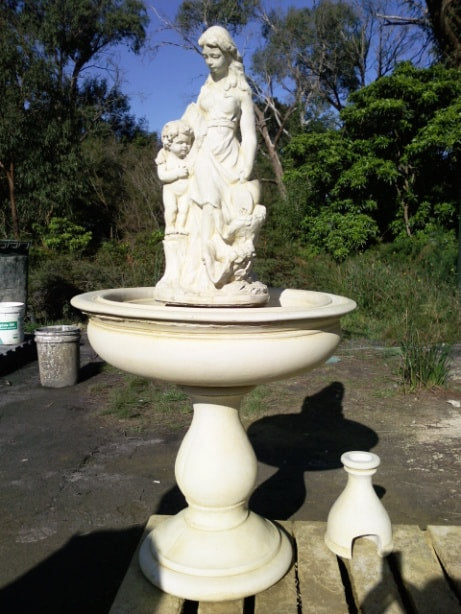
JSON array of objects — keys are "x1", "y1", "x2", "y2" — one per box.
[
  {"x1": 110, "y1": 0, "x2": 305, "y2": 133},
  {"x1": 113, "y1": 1, "x2": 204, "y2": 133},
  {"x1": 108, "y1": 0, "x2": 420, "y2": 134}
]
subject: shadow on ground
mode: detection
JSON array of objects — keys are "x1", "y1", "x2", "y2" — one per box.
[
  {"x1": 248, "y1": 381, "x2": 379, "y2": 519},
  {"x1": 0, "y1": 527, "x2": 143, "y2": 614},
  {"x1": 0, "y1": 381, "x2": 378, "y2": 612}
]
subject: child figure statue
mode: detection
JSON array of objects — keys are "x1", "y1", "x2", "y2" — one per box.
[{"x1": 155, "y1": 120, "x2": 194, "y2": 235}]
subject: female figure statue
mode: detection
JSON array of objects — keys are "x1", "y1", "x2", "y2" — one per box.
[{"x1": 155, "y1": 26, "x2": 267, "y2": 306}]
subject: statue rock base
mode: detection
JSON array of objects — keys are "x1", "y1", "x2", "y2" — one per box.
[{"x1": 154, "y1": 280, "x2": 269, "y2": 307}]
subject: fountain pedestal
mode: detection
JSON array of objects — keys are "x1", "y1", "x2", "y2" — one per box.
[
  {"x1": 71, "y1": 287, "x2": 355, "y2": 600},
  {"x1": 139, "y1": 386, "x2": 292, "y2": 601}
]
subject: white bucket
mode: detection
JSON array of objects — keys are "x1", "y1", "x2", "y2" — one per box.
[{"x1": 0, "y1": 302, "x2": 25, "y2": 345}]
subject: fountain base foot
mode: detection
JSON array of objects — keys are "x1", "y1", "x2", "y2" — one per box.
[{"x1": 139, "y1": 509, "x2": 293, "y2": 601}]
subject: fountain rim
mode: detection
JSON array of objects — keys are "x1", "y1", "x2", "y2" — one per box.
[{"x1": 71, "y1": 287, "x2": 356, "y2": 324}]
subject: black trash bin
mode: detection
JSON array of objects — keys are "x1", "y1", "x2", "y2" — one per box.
[{"x1": 0, "y1": 240, "x2": 30, "y2": 308}]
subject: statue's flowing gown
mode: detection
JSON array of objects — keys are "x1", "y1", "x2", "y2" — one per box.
[{"x1": 183, "y1": 81, "x2": 258, "y2": 287}]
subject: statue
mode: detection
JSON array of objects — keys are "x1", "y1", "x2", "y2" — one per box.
[
  {"x1": 155, "y1": 120, "x2": 194, "y2": 236},
  {"x1": 154, "y1": 25, "x2": 268, "y2": 306}
]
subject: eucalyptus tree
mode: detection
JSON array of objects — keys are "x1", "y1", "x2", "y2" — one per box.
[
  {"x1": 380, "y1": 1, "x2": 461, "y2": 68},
  {"x1": 251, "y1": 1, "x2": 366, "y2": 195},
  {"x1": 175, "y1": 0, "x2": 259, "y2": 36},
  {"x1": 0, "y1": 0, "x2": 148, "y2": 239}
]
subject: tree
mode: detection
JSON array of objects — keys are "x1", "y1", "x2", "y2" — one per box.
[
  {"x1": 0, "y1": 0, "x2": 148, "y2": 239},
  {"x1": 425, "y1": 0, "x2": 461, "y2": 67},
  {"x1": 150, "y1": 1, "x2": 427, "y2": 199},
  {"x1": 175, "y1": 0, "x2": 259, "y2": 37},
  {"x1": 250, "y1": 1, "x2": 366, "y2": 197},
  {"x1": 380, "y1": 1, "x2": 461, "y2": 68},
  {"x1": 283, "y1": 63, "x2": 461, "y2": 258},
  {"x1": 250, "y1": 0, "x2": 426, "y2": 197},
  {"x1": 0, "y1": 2, "x2": 48, "y2": 238},
  {"x1": 24, "y1": 0, "x2": 148, "y2": 103}
]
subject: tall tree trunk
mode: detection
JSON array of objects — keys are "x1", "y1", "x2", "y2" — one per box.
[
  {"x1": 398, "y1": 164, "x2": 413, "y2": 237},
  {"x1": 426, "y1": 0, "x2": 461, "y2": 67},
  {"x1": 457, "y1": 159, "x2": 461, "y2": 291},
  {"x1": 254, "y1": 105, "x2": 287, "y2": 199},
  {"x1": 0, "y1": 160, "x2": 20, "y2": 239},
  {"x1": 403, "y1": 201, "x2": 412, "y2": 237}
]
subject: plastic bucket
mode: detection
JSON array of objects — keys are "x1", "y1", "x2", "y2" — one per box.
[
  {"x1": 0, "y1": 302, "x2": 25, "y2": 345},
  {"x1": 34, "y1": 325, "x2": 81, "y2": 387}
]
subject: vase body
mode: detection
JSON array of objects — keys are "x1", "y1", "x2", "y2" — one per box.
[{"x1": 325, "y1": 451, "x2": 393, "y2": 559}]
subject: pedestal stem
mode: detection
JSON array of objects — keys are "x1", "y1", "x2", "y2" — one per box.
[
  {"x1": 139, "y1": 385, "x2": 293, "y2": 601},
  {"x1": 176, "y1": 387, "x2": 257, "y2": 531}
]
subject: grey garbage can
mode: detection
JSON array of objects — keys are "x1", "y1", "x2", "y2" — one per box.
[
  {"x1": 0, "y1": 241, "x2": 30, "y2": 308},
  {"x1": 34, "y1": 325, "x2": 81, "y2": 387}
]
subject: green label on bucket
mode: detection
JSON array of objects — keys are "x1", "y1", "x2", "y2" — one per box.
[{"x1": 0, "y1": 321, "x2": 17, "y2": 330}]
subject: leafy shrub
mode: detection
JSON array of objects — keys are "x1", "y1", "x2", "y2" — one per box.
[
  {"x1": 303, "y1": 211, "x2": 379, "y2": 260},
  {"x1": 36, "y1": 217, "x2": 92, "y2": 253},
  {"x1": 28, "y1": 255, "x2": 82, "y2": 321},
  {"x1": 28, "y1": 230, "x2": 165, "y2": 321},
  {"x1": 254, "y1": 234, "x2": 460, "y2": 343}
]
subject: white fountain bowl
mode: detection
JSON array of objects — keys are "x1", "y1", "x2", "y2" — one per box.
[
  {"x1": 71, "y1": 287, "x2": 356, "y2": 388},
  {"x1": 71, "y1": 285, "x2": 356, "y2": 601}
]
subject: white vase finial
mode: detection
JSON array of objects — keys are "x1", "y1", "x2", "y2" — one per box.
[{"x1": 325, "y1": 451, "x2": 393, "y2": 559}]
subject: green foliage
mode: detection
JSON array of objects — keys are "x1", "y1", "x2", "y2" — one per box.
[
  {"x1": 0, "y1": 0, "x2": 149, "y2": 239},
  {"x1": 28, "y1": 230, "x2": 165, "y2": 321},
  {"x1": 303, "y1": 212, "x2": 378, "y2": 260},
  {"x1": 28, "y1": 253, "x2": 82, "y2": 322},
  {"x1": 252, "y1": 1, "x2": 364, "y2": 114},
  {"x1": 254, "y1": 229, "x2": 460, "y2": 344},
  {"x1": 175, "y1": 0, "x2": 258, "y2": 36},
  {"x1": 283, "y1": 63, "x2": 461, "y2": 256},
  {"x1": 37, "y1": 217, "x2": 92, "y2": 253},
  {"x1": 400, "y1": 326, "x2": 452, "y2": 391}
]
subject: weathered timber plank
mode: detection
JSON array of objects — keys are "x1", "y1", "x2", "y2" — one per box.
[
  {"x1": 427, "y1": 525, "x2": 461, "y2": 600},
  {"x1": 346, "y1": 537, "x2": 405, "y2": 614},
  {"x1": 109, "y1": 515, "x2": 184, "y2": 614},
  {"x1": 392, "y1": 525, "x2": 460, "y2": 613},
  {"x1": 294, "y1": 521, "x2": 349, "y2": 614},
  {"x1": 254, "y1": 565, "x2": 298, "y2": 614},
  {"x1": 198, "y1": 599, "x2": 244, "y2": 613},
  {"x1": 254, "y1": 521, "x2": 298, "y2": 614}
]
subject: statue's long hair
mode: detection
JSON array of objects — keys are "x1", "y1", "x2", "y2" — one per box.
[{"x1": 198, "y1": 26, "x2": 250, "y2": 93}]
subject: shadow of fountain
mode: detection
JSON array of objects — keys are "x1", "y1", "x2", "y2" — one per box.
[
  {"x1": 0, "y1": 526, "x2": 143, "y2": 613},
  {"x1": 248, "y1": 381, "x2": 379, "y2": 519},
  {"x1": 358, "y1": 551, "x2": 461, "y2": 612},
  {"x1": 156, "y1": 485, "x2": 187, "y2": 515}
]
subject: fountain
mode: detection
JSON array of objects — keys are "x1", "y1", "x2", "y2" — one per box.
[{"x1": 71, "y1": 26, "x2": 356, "y2": 602}]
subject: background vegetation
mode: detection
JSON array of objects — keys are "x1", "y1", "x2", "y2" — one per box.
[{"x1": 1, "y1": 1, "x2": 460, "y2": 355}]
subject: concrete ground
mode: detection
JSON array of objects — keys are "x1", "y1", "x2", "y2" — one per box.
[{"x1": 0, "y1": 335, "x2": 460, "y2": 613}]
